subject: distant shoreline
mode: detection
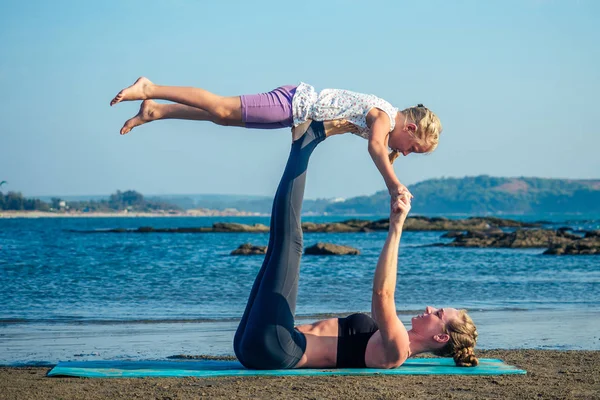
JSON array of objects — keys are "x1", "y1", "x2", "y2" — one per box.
[
  {"x1": 0, "y1": 210, "x2": 267, "y2": 219},
  {"x1": 2, "y1": 210, "x2": 599, "y2": 219}
]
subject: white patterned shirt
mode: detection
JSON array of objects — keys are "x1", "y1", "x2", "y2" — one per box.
[{"x1": 291, "y1": 82, "x2": 398, "y2": 139}]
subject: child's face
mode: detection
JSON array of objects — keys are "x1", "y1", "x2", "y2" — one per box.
[{"x1": 389, "y1": 128, "x2": 425, "y2": 156}]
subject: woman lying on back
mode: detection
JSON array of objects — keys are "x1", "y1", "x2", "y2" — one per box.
[{"x1": 233, "y1": 120, "x2": 478, "y2": 370}]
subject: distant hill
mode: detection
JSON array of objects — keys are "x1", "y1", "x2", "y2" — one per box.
[
  {"x1": 142, "y1": 176, "x2": 600, "y2": 215},
  {"x1": 28, "y1": 176, "x2": 600, "y2": 215},
  {"x1": 323, "y1": 176, "x2": 600, "y2": 215}
]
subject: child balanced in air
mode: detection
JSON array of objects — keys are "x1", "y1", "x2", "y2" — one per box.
[{"x1": 110, "y1": 78, "x2": 442, "y2": 201}]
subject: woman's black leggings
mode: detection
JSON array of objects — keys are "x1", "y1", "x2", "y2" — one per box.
[{"x1": 233, "y1": 121, "x2": 326, "y2": 369}]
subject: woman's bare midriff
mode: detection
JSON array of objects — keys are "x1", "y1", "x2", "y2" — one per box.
[{"x1": 293, "y1": 318, "x2": 339, "y2": 368}]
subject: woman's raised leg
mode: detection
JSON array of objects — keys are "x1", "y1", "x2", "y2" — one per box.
[{"x1": 233, "y1": 121, "x2": 326, "y2": 370}]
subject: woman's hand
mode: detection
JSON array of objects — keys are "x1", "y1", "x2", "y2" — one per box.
[
  {"x1": 389, "y1": 184, "x2": 413, "y2": 213},
  {"x1": 390, "y1": 193, "x2": 411, "y2": 225}
]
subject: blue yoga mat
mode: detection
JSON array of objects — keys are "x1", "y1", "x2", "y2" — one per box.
[{"x1": 48, "y1": 358, "x2": 525, "y2": 378}]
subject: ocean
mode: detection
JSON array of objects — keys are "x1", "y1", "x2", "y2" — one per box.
[{"x1": 1, "y1": 215, "x2": 599, "y2": 366}]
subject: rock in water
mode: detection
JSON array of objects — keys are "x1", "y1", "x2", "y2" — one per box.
[
  {"x1": 304, "y1": 242, "x2": 360, "y2": 255},
  {"x1": 440, "y1": 229, "x2": 580, "y2": 248},
  {"x1": 214, "y1": 223, "x2": 269, "y2": 233},
  {"x1": 544, "y1": 236, "x2": 600, "y2": 255},
  {"x1": 231, "y1": 243, "x2": 267, "y2": 255}
]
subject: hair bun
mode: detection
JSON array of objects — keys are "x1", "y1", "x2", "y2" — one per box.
[
  {"x1": 454, "y1": 347, "x2": 479, "y2": 367},
  {"x1": 417, "y1": 103, "x2": 424, "y2": 107}
]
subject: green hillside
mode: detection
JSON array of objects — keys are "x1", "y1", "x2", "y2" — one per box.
[
  {"x1": 323, "y1": 176, "x2": 600, "y2": 215},
  {"x1": 5, "y1": 176, "x2": 599, "y2": 215}
]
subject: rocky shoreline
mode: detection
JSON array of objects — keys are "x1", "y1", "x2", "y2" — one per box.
[
  {"x1": 74, "y1": 216, "x2": 540, "y2": 234},
  {"x1": 435, "y1": 228, "x2": 600, "y2": 255},
  {"x1": 69, "y1": 217, "x2": 599, "y2": 255}
]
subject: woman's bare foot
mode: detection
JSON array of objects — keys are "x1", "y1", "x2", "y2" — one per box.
[
  {"x1": 292, "y1": 119, "x2": 358, "y2": 141},
  {"x1": 120, "y1": 100, "x2": 161, "y2": 135},
  {"x1": 110, "y1": 77, "x2": 153, "y2": 106},
  {"x1": 324, "y1": 119, "x2": 359, "y2": 137},
  {"x1": 323, "y1": 119, "x2": 358, "y2": 137}
]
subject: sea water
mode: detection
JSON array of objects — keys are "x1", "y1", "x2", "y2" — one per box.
[{"x1": 1, "y1": 215, "x2": 598, "y2": 365}]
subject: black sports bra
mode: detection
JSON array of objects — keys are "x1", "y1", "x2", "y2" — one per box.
[{"x1": 336, "y1": 313, "x2": 379, "y2": 368}]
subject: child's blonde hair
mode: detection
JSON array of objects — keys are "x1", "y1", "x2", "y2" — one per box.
[{"x1": 388, "y1": 104, "x2": 443, "y2": 164}]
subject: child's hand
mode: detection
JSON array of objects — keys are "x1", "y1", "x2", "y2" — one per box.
[
  {"x1": 390, "y1": 191, "x2": 410, "y2": 213},
  {"x1": 389, "y1": 183, "x2": 413, "y2": 199}
]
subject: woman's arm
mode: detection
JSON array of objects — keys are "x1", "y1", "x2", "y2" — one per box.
[
  {"x1": 370, "y1": 195, "x2": 411, "y2": 364},
  {"x1": 370, "y1": 220, "x2": 402, "y2": 321}
]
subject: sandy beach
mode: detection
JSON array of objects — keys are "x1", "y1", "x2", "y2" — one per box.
[{"x1": 1, "y1": 350, "x2": 598, "y2": 399}]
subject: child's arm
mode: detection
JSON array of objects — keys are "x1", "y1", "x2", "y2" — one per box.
[{"x1": 366, "y1": 110, "x2": 410, "y2": 197}]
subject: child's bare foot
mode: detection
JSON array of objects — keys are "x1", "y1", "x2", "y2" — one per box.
[
  {"x1": 120, "y1": 100, "x2": 160, "y2": 135},
  {"x1": 110, "y1": 77, "x2": 153, "y2": 106}
]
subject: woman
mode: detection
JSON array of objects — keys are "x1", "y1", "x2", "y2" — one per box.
[{"x1": 233, "y1": 120, "x2": 478, "y2": 370}]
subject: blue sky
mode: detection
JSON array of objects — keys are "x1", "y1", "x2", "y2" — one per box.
[{"x1": 1, "y1": 0, "x2": 598, "y2": 199}]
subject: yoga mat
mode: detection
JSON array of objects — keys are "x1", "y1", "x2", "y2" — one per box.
[{"x1": 48, "y1": 358, "x2": 525, "y2": 378}]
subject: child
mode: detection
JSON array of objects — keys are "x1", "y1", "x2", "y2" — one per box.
[{"x1": 110, "y1": 78, "x2": 442, "y2": 200}]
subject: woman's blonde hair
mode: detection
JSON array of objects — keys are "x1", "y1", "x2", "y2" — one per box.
[
  {"x1": 388, "y1": 104, "x2": 443, "y2": 164},
  {"x1": 432, "y1": 309, "x2": 479, "y2": 367}
]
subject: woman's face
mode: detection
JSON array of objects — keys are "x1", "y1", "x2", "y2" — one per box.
[{"x1": 411, "y1": 306, "x2": 460, "y2": 338}]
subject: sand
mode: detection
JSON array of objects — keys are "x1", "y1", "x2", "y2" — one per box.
[{"x1": 1, "y1": 350, "x2": 599, "y2": 399}]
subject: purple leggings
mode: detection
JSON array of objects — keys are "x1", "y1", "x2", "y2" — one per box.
[{"x1": 240, "y1": 85, "x2": 297, "y2": 129}]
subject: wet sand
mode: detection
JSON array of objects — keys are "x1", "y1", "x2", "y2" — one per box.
[{"x1": 1, "y1": 350, "x2": 599, "y2": 400}]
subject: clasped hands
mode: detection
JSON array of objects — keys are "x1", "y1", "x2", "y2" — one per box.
[{"x1": 389, "y1": 184, "x2": 412, "y2": 219}]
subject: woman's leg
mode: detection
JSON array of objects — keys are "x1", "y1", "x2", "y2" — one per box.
[
  {"x1": 119, "y1": 100, "x2": 245, "y2": 135},
  {"x1": 233, "y1": 121, "x2": 326, "y2": 370}
]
